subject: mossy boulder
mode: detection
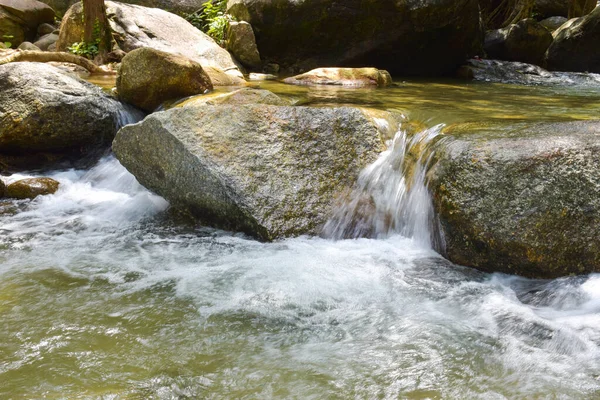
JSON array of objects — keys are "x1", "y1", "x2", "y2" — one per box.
[
  {"x1": 5, "y1": 177, "x2": 59, "y2": 199},
  {"x1": 0, "y1": 62, "x2": 143, "y2": 171},
  {"x1": 117, "y1": 48, "x2": 213, "y2": 112},
  {"x1": 546, "y1": 7, "x2": 600, "y2": 73},
  {"x1": 283, "y1": 67, "x2": 392, "y2": 87},
  {"x1": 484, "y1": 19, "x2": 553, "y2": 66},
  {"x1": 58, "y1": 1, "x2": 243, "y2": 77},
  {"x1": 226, "y1": 0, "x2": 482, "y2": 76},
  {"x1": 430, "y1": 120, "x2": 600, "y2": 278},
  {"x1": 113, "y1": 102, "x2": 403, "y2": 240}
]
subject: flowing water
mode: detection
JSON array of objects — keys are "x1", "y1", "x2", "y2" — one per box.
[{"x1": 2, "y1": 79, "x2": 600, "y2": 399}]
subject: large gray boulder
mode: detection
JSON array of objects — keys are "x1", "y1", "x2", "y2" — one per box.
[
  {"x1": 484, "y1": 19, "x2": 553, "y2": 66},
  {"x1": 430, "y1": 121, "x2": 600, "y2": 278},
  {"x1": 40, "y1": 0, "x2": 206, "y2": 15},
  {"x1": 57, "y1": 1, "x2": 243, "y2": 77},
  {"x1": 546, "y1": 7, "x2": 600, "y2": 73},
  {"x1": 0, "y1": 62, "x2": 143, "y2": 170},
  {"x1": 113, "y1": 102, "x2": 402, "y2": 239},
  {"x1": 117, "y1": 47, "x2": 213, "y2": 112},
  {"x1": 226, "y1": 0, "x2": 482, "y2": 76}
]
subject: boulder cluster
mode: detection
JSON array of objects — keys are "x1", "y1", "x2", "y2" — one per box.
[{"x1": 2, "y1": 0, "x2": 600, "y2": 278}]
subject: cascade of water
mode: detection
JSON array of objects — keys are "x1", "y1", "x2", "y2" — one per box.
[{"x1": 322, "y1": 125, "x2": 444, "y2": 247}]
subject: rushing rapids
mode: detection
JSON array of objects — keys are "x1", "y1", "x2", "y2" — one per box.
[{"x1": 1, "y1": 81, "x2": 600, "y2": 398}]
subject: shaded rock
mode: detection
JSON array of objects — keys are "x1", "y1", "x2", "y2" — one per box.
[
  {"x1": 0, "y1": 8, "x2": 25, "y2": 46},
  {"x1": 113, "y1": 104, "x2": 399, "y2": 240},
  {"x1": 533, "y1": 0, "x2": 569, "y2": 19},
  {"x1": 116, "y1": 47, "x2": 213, "y2": 112},
  {"x1": 283, "y1": 67, "x2": 392, "y2": 87},
  {"x1": 0, "y1": 177, "x2": 5, "y2": 197},
  {"x1": 37, "y1": 22, "x2": 54, "y2": 35},
  {"x1": 0, "y1": 62, "x2": 143, "y2": 170},
  {"x1": 6, "y1": 177, "x2": 59, "y2": 199},
  {"x1": 33, "y1": 31, "x2": 57, "y2": 50},
  {"x1": 105, "y1": 48, "x2": 126, "y2": 63},
  {"x1": 17, "y1": 41, "x2": 40, "y2": 50},
  {"x1": 430, "y1": 120, "x2": 600, "y2": 278},
  {"x1": 0, "y1": 0, "x2": 55, "y2": 30},
  {"x1": 546, "y1": 7, "x2": 600, "y2": 73},
  {"x1": 227, "y1": 0, "x2": 482, "y2": 76},
  {"x1": 539, "y1": 16, "x2": 568, "y2": 31},
  {"x1": 57, "y1": 1, "x2": 242, "y2": 77},
  {"x1": 484, "y1": 19, "x2": 553, "y2": 66},
  {"x1": 457, "y1": 58, "x2": 600, "y2": 85},
  {"x1": 226, "y1": 20, "x2": 261, "y2": 69}
]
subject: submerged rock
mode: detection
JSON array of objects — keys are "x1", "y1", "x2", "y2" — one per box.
[
  {"x1": 227, "y1": 0, "x2": 482, "y2": 76},
  {"x1": 0, "y1": 62, "x2": 143, "y2": 171},
  {"x1": 283, "y1": 68, "x2": 392, "y2": 87},
  {"x1": 6, "y1": 177, "x2": 59, "y2": 199},
  {"x1": 226, "y1": 21, "x2": 261, "y2": 69},
  {"x1": 57, "y1": 1, "x2": 243, "y2": 77},
  {"x1": 430, "y1": 120, "x2": 600, "y2": 278},
  {"x1": 546, "y1": 7, "x2": 600, "y2": 73},
  {"x1": 457, "y1": 58, "x2": 600, "y2": 86},
  {"x1": 172, "y1": 88, "x2": 289, "y2": 108},
  {"x1": 484, "y1": 19, "x2": 553, "y2": 66},
  {"x1": 117, "y1": 47, "x2": 213, "y2": 112},
  {"x1": 113, "y1": 103, "x2": 401, "y2": 240}
]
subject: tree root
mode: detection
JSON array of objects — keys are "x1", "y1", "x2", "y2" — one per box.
[{"x1": 0, "y1": 50, "x2": 103, "y2": 73}]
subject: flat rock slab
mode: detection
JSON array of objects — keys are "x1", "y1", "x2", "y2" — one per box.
[{"x1": 283, "y1": 68, "x2": 392, "y2": 87}]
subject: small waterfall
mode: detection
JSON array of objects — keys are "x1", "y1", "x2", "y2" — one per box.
[{"x1": 322, "y1": 125, "x2": 444, "y2": 248}]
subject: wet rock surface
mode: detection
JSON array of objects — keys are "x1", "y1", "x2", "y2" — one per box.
[
  {"x1": 113, "y1": 102, "x2": 402, "y2": 240},
  {"x1": 430, "y1": 120, "x2": 600, "y2": 278}
]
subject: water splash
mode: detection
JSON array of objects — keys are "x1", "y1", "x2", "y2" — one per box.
[{"x1": 323, "y1": 125, "x2": 444, "y2": 247}]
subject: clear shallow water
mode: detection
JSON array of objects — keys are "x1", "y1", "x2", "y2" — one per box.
[{"x1": 2, "y1": 79, "x2": 600, "y2": 398}]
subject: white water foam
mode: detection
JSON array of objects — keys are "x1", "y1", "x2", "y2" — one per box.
[{"x1": 323, "y1": 125, "x2": 443, "y2": 247}]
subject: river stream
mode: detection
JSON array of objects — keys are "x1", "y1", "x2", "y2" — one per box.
[{"x1": 1, "y1": 79, "x2": 600, "y2": 398}]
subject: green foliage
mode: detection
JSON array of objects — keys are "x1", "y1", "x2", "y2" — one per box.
[
  {"x1": 185, "y1": 0, "x2": 234, "y2": 46},
  {"x1": 2, "y1": 35, "x2": 13, "y2": 49},
  {"x1": 68, "y1": 21, "x2": 101, "y2": 58}
]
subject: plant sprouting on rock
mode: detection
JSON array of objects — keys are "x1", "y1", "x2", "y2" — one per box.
[{"x1": 185, "y1": 0, "x2": 234, "y2": 46}]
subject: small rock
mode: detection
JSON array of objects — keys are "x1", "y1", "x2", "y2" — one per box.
[
  {"x1": 17, "y1": 41, "x2": 40, "y2": 50},
  {"x1": 283, "y1": 67, "x2": 392, "y2": 87},
  {"x1": 6, "y1": 177, "x2": 59, "y2": 199},
  {"x1": 539, "y1": 16, "x2": 568, "y2": 31},
  {"x1": 203, "y1": 66, "x2": 246, "y2": 87},
  {"x1": 37, "y1": 22, "x2": 54, "y2": 35},
  {"x1": 248, "y1": 73, "x2": 277, "y2": 81},
  {"x1": 226, "y1": 21, "x2": 261, "y2": 69},
  {"x1": 116, "y1": 47, "x2": 213, "y2": 112},
  {"x1": 33, "y1": 31, "x2": 58, "y2": 50},
  {"x1": 0, "y1": 178, "x2": 5, "y2": 197}
]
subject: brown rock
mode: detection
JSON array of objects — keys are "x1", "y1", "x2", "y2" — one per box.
[{"x1": 6, "y1": 177, "x2": 59, "y2": 199}]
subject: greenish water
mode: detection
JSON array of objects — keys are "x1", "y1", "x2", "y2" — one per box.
[{"x1": 2, "y1": 77, "x2": 600, "y2": 399}]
